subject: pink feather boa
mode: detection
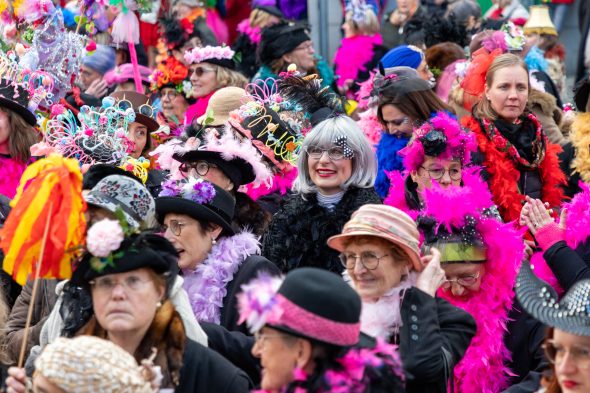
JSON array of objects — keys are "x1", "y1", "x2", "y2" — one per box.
[
  {"x1": 334, "y1": 34, "x2": 382, "y2": 90},
  {"x1": 242, "y1": 166, "x2": 298, "y2": 200},
  {"x1": 564, "y1": 182, "x2": 590, "y2": 249},
  {"x1": 357, "y1": 108, "x2": 382, "y2": 148},
  {"x1": 0, "y1": 156, "x2": 29, "y2": 199},
  {"x1": 237, "y1": 19, "x2": 261, "y2": 44},
  {"x1": 383, "y1": 170, "x2": 417, "y2": 220}
]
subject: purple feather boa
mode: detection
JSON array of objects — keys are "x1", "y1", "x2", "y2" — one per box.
[{"x1": 182, "y1": 231, "x2": 261, "y2": 324}]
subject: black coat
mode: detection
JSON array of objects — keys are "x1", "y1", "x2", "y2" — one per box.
[
  {"x1": 543, "y1": 240, "x2": 590, "y2": 291},
  {"x1": 261, "y1": 187, "x2": 382, "y2": 273},
  {"x1": 232, "y1": 34, "x2": 259, "y2": 79},
  {"x1": 577, "y1": 0, "x2": 590, "y2": 82},
  {"x1": 397, "y1": 288, "x2": 476, "y2": 393},
  {"x1": 221, "y1": 254, "x2": 280, "y2": 334},
  {"x1": 175, "y1": 338, "x2": 252, "y2": 393},
  {"x1": 558, "y1": 142, "x2": 582, "y2": 198}
]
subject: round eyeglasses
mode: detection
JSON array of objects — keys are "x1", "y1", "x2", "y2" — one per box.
[
  {"x1": 305, "y1": 146, "x2": 348, "y2": 161},
  {"x1": 339, "y1": 252, "x2": 390, "y2": 270},
  {"x1": 419, "y1": 166, "x2": 462, "y2": 181},
  {"x1": 179, "y1": 160, "x2": 217, "y2": 177}
]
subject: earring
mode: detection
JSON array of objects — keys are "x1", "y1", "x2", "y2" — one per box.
[
  {"x1": 156, "y1": 301, "x2": 162, "y2": 308},
  {"x1": 212, "y1": 238, "x2": 217, "y2": 245}
]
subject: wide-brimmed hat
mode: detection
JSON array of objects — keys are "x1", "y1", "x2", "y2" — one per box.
[
  {"x1": 523, "y1": 5, "x2": 557, "y2": 36},
  {"x1": 516, "y1": 262, "x2": 590, "y2": 337},
  {"x1": 84, "y1": 174, "x2": 156, "y2": 229},
  {"x1": 196, "y1": 87, "x2": 248, "y2": 126},
  {"x1": 173, "y1": 150, "x2": 256, "y2": 187},
  {"x1": 109, "y1": 91, "x2": 159, "y2": 133},
  {"x1": 238, "y1": 268, "x2": 362, "y2": 346},
  {"x1": 156, "y1": 179, "x2": 235, "y2": 236},
  {"x1": 258, "y1": 21, "x2": 311, "y2": 66},
  {"x1": 0, "y1": 79, "x2": 37, "y2": 126},
  {"x1": 327, "y1": 204, "x2": 423, "y2": 272}
]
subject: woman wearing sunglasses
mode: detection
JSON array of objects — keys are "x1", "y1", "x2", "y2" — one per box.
[
  {"x1": 183, "y1": 46, "x2": 248, "y2": 125},
  {"x1": 416, "y1": 176, "x2": 547, "y2": 392},
  {"x1": 261, "y1": 115, "x2": 380, "y2": 274},
  {"x1": 326, "y1": 204, "x2": 476, "y2": 393},
  {"x1": 517, "y1": 262, "x2": 590, "y2": 393},
  {"x1": 372, "y1": 66, "x2": 453, "y2": 198}
]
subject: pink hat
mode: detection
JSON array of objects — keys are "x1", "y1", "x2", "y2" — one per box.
[
  {"x1": 103, "y1": 63, "x2": 152, "y2": 88},
  {"x1": 327, "y1": 204, "x2": 423, "y2": 272}
]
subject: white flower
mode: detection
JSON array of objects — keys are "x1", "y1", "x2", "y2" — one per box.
[{"x1": 87, "y1": 219, "x2": 125, "y2": 257}]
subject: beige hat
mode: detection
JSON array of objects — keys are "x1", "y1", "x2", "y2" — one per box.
[
  {"x1": 196, "y1": 86, "x2": 250, "y2": 126},
  {"x1": 524, "y1": 6, "x2": 557, "y2": 36},
  {"x1": 327, "y1": 204, "x2": 423, "y2": 272},
  {"x1": 35, "y1": 336, "x2": 154, "y2": 393}
]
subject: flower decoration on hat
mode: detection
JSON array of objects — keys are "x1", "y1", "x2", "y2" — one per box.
[
  {"x1": 159, "y1": 177, "x2": 216, "y2": 205},
  {"x1": 150, "y1": 55, "x2": 190, "y2": 95},
  {"x1": 86, "y1": 209, "x2": 136, "y2": 273},
  {"x1": 400, "y1": 111, "x2": 477, "y2": 172},
  {"x1": 237, "y1": 272, "x2": 284, "y2": 333},
  {"x1": 184, "y1": 45, "x2": 235, "y2": 65}
]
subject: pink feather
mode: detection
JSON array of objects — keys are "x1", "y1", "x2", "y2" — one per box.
[
  {"x1": 243, "y1": 166, "x2": 298, "y2": 201},
  {"x1": 355, "y1": 72, "x2": 377, "y2": 110},
  {"x1": 564, "y1": 182, "x2": 590, "y2": 249},
  {"x1": 530, "y1": 251, "x2": 564, "y2": 296},
  {"x1": 357, "y1": 108, "x2": 382, "y2": 148},
  {"x1": 334, "y1": 34, "x2": 382, "y2": 99},
  {"x1": 383, "y1": 170, "x2": 417, "y2": 220}
]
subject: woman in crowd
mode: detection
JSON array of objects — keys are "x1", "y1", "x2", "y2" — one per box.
[
  {"x1": 238, "y1": 267, "x2": 406, "y2": 392},
  {"x1": 516, "y1": 262, "x2": 590, "y2": 393},
  {"x1": 156, "y1": 178, "x2": 278, "y2": 332},
  {"x1": 384, "y1": 111, "x2": 477, "y2": 215},
  {"x1": 333, "y1": 0, "x2": 386, "y2": 99},
  {"x1": 103, "y1": 63, "x2": 153, "y2": 93},
  {"x1": 417, "y1": 176, "x2": 547, "y2": 392},
  {"x1": 461, "y1": 53, "x2": 566, "y2": 227},
  {"x1": 253, "y1": 21, "x2": 334, "y2": 90},
  {"x1": 183, "y1": 45, "x2": 248, "y2": 124},
  {"x1": 0, "y1": 80, "x2": 39, "y2": 199},
  {"x1": 261, "y1": 115, "x2": 380, "y2": 273},
  {"x1": 372, "y1": 66, "x2": 452, "y2": 198},
  {"x1": 6, "y1": 227, "x2": 251, "y2": 392},
  {"x1": 326, "y1": 204, "x2": 476, "y2": 393}
]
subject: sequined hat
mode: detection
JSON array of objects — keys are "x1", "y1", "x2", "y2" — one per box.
[{"x1": 516, "y1": 262, "x2": 590, "y2": 337}]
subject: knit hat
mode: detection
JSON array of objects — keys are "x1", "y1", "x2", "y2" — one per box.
[
  {"x1": 258, "y1": 21, "x2": 311, "y2": 66},
  {"x1": 104, "y1": 63, "x2": 153, "y2": 88},
  {"x1": 82, "y1": 44, "x2": 116, "y2": 75},
  {"x1": 238, "y1": 267, "x2": 362, "y2": 346},
  {"x1": 85, "y1": 174, "x2": 156, "y2": 229},
  {"x1": 380, "y1": 45, "x2": 424, "y2": 70},
  {"x1": 327, "y1": 204, "x2": 423, "y2": 272},
  {"x1": 35, "y1": 336, "x2": 154, "y2": 393},
  {"x1": 196, "y1": 87, "x2": 249, "y2": 126}
]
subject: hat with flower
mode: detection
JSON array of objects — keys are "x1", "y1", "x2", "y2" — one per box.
[
  {"x1": 149, "y1": 56, "x2": 191, "y2": 98},
  {"x1": 238, "y1": 267, "x2": 362, "y2": 346},
  {"x1": 156, "y1": 178, "x2": 235, "y2": 236},
  {"x1": 184, "y1": 45, "x2": 237, "y2": 69},
  {"x1": 399, "y1": 111, "x2": 477, "y2": 172}
]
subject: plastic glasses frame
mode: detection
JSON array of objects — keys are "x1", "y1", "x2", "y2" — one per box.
[
  {"x1": 304, "y1": 146, "x2": 348, "y2": 161},
  {"x1": 543, "y1": 340, "x2": 590, "y2": 369},
  {"x1": 89, "y1": 275, "x2": 154, "y2": 293},
  {"x1": 179, "y1": 160, "x2": 217, "y2": 177},
  {"x1": 339, "y1": 252, "x2": 390, "y2": 270},
  {"x1": 442, "y1": 271, "x2": 480, "y2": 289},
  {"x1": 419, "y1": 165, "x2": 462, "y2": 181}
]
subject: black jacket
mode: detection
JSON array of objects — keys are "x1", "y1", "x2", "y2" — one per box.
[
  {"x1": 577, "y1": 0, "x2": 590, "y2": 82},
  {"x1": 261, "y1": 187, "x2": 382, "y2": 273},
  {"x1": 221, "y1": 255, "x2": 280, "y2": 333},
  {"x1": 176, "y1": 338, "x2": 252, "y2": 393},
  {"x1": 543, "y1": 240, "x2": 590, "y2": 291},
  {"x1": 232, "y1": 33, "x2": 259, "y2": 79},
  {"x1": 398, "y1": 288, "x2": 476, "y2": 393}
]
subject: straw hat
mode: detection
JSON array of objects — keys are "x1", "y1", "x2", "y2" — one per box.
[
  {"x1": 196, "y1": 87, "x2": 248, "y2": 126},
  {"x1": 523, "y1": 5, "x2": 557, "y2": 36}
]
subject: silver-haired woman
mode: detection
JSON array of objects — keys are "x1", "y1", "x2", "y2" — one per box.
[{"x1": 261, "y1": 115, "x2": 380, "y2": 273}]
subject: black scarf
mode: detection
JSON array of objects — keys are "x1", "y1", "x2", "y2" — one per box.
[{"x1": 493, "y1": 116, "x2": 538, "y2": 163}]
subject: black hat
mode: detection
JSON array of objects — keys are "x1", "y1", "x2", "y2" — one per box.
[
  {"x1": 270, "y1": 268, "x2": 362, "y2": 346},
  {"x1": 71, "y1": 232, "x2": 179, "y2": 285},
  {"x1": 516, "y1": 262, "x2": 590, "y2": 337},
  {"x1": 172, "y1": 150, "x2": 256, "y2": 187},
  {"x1": 82, "y1": 164, "x2": 142, "y2": 190},
  {"x1": 255, "y1": 5, "x2": 283, "y2": 18},
  {"x1": 0, "y1": 79, "x2": 37, "y2": 126},
  {"x1": 156, "y1": 181, "x2": 235, "y2": 236},
  {"x1": 574, "y1": 77, "x2": 590, "y2": 112},
  {"x1": 258, "y1": 21, "x2": 311, "y2": 66}
]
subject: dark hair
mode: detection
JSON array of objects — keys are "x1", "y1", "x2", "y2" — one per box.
[
  {"x1": 3, "y1": 106, "x2": 39, "y2": 163},
  {"x1": 426, "y1": 42, "x2": 466, "y2": 74},
  {"x1": 445, "y1": 0, "x2": 482, "y2": 28},
  {"x1": 234, "y1": 192, "x2": 271, "y2": 237},
  {"x1": 377, "y1": 89, "x2": 453, "y2": 125}
]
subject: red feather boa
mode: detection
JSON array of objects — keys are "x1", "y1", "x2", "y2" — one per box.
[{"x1": 462, "y1": 115, "x2": 566, "y2": 229}]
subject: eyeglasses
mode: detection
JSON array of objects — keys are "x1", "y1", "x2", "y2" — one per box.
[
  {"x1": 160, "y1": 90, "x2": 179, "y2": 100},
  {"x1": 190, "y1": 66, "x2": 217, "y2": 77},
  {"x1": 339, "y1": 252, "x2": 390, "y2": 270},
  {"x1": 162, "y1": 219, "x2": 187, "y2": 236},
  {"x1": 543, "y1": 340, "x2": 590, "y2": 369},
  {"x1": 294, "y1": 42, "x2": 314, "y2": 52},
  {"x1": 382, "y1": 117, "x2": 409, "y2": 128},
  {"x1": 441, "y1": 272, "x2": 480, "y2": 289},
  {"x1": 419, "y1": 166, "x2": 462, "y2": 181},
  {"x1": 179, "y1": 160, "x2": 217, "y2": 177},
  {"x1": 254, "y1": 331, "x2": 291, "y2": 347},
  {"x1": 116, "y1": 99, "x2": 155, "y2": 118},
  {"x1": 89, "y1": 275, "x2": 153, "y2": 293},
  {"x1": 305, "y1": 146, "x2": 349, "y2": 161}
]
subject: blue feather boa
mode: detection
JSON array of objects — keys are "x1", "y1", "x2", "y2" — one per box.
[{"x1": 375, "y1": 133, "x2": 410, "y2": 199}]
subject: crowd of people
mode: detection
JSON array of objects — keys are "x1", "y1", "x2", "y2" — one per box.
[{"x1": 1, "y1": 0, "x2": 590, "y2": 392}]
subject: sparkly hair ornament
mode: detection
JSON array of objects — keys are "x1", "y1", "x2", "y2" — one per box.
[
  {"x1": 399, "y1": 111, "x2": 477, "y2": 172},
  {"x1": 159, "y1": 177, "x2": 216, "y2": 205}
]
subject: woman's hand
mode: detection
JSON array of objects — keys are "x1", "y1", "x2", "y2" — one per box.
[
  {"x1": 5, "y1": 367, "x2": 27, "y2": 393},
  {"x1": 389, "y1": 10, "x2": 408, "y2": 25},
  {"x1": 520, "y1": 196, "x2": 554, "y2": 235},
  {"x1": 416, "y1": 248, "x2": 446, "y2": 297}
]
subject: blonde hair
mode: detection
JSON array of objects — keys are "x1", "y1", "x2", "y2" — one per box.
[
  {"x1": 473, "y1": 53, "x2": 530, "y2": 121},
  {"x1": 345, "y1": 9, "x2": 380, "y2": 36},
  {"x1": 215, "y1": 66, "x2": 248, "y2": 89},
  {"x1": 249, "y1": 8, "x2": 278, "y2": 29},
  {"x1": 2, "y1": 107, "x2": 39, "y2": 163}
]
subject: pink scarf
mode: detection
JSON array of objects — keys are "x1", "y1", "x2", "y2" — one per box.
[{"x1": 184, "y1": 91, "x2": 215, "y2": 125}]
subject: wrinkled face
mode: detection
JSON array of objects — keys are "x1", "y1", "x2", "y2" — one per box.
[
  {"x1": 251, "y1": 326, "x2": 300, "y2": 391},
  {"x1": 417, "y1": 60, "x2": 434, "y2": 83},
  {"x1": 127, "y1": 122, "x2": 148, "y2": 159},
  {"x1": 160, "y1": 88, "x2": 188, "y2": 121},
  {"x1": 283, "y1": 40, "x2": 316, "y2": 73},
  {"x1": 307, "y1": 145, "x2": 353, "y2": 195},
  {"x1": 380, "y1": 104, "x2": 413, "y2": 137},
  {"x1": 344, "y1": 239, "x2": 411, "y2": 301},
  {"x1": 485, "y1": 65, "x2": 529, "y2": 123},
  {"x1": 441, "y1": 262, "x2": 485, "y2": 298},
  {"x1": 33, "y1": 374, "x2": 67, "y2": 393},
  {"x1": 0, "y1": 108, "x2": 10, "y2": 151},
  {"x1": 552, "y1": 329, "x2": 590, "y2": 393},
  {"x1": 189, "y1": 63, "x2": 218, "y2": 99},
  {"x1": 91, "y1": 268, "x2": 164, "y2": 337},
  {"x1": 162, "y1": 213, "x2": 214, "y2": 270},
  {"x1": 79, "y1": 65, "x2": 102, "y2": 90},
  {"x1": 411, "y1": 156, "x2": 462, "y2": 192}
]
